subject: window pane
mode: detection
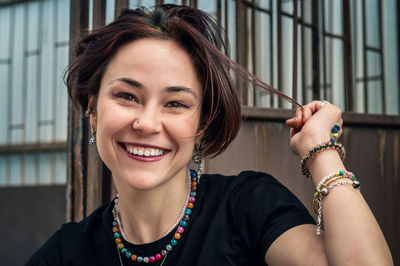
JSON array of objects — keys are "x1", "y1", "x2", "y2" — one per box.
[
  {"x1": 255, "y1": 0, "x2": 270, "y2": 10},
  {"x1": 325, "y1": 38, "x2": 345, "y2": 110},
  {"x1": 281, "y1": 16, "x2": 294, "y2": 109},
  {"x1": 25, "y1": 154, "x2": 37, "y2": 185},
  {"x1": 255, "y1": 10, "x2": 272, "y2": 107},
  {"x1": 198, "y1": 0, "x2": 216, "y2": 17},
  {"x1": 324, "y1": 0, "x2": 343, "y2": 35},
  {"x1": 55, "y1": 151, "x2": 67, "y2": 184},
  {"x1": 39, "y1": 152, "x2": 52, "y2": 184},
  {"x1": 367, "y1": 80, "x2": 383, "y2": 114},
  {"x1": 303, "y1": 0, "x2": 312, "y2": 24},
  {"x1": 106, "y1": 0, "x2": 116, "y2": 24},
  {"x1": 10, "y1": 155, "x2": 22, "y2": 185},
  {"x1": 0, "y1": 0, "x2": 70, "y2": 186},
  {"x1": 282, "y1": 0, "x2": 293, "y2": 15},
  {"x1": 383, "y1": 0, "x2": 400, "y2": 115},
  {"x1": 366, "y1": 51, "x2": 382, "y2": 77},
  {"x1": 0, "y1": 156, "x2": 6, "y2": 185},
  {"x1": 365, "y1": 0, "x2": 380, "y2": 48}
]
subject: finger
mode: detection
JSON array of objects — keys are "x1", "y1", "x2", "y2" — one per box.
[
  {"x1": 294, "y1": 108, "x2": 304, "y2": 128},
  {"x1": 303, "y1": 100, "x2": 328, "y2": 114},
  {"x1": 302, "y1": 105, "x2": 313, "y2": 123},
  {"x1": 285, "y1": 117, "x2": 296, "y2": 127}
]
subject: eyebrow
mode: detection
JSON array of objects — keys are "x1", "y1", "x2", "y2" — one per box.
[{"x1": 111, "y1": 77, "x2": 198, "y2": 99}]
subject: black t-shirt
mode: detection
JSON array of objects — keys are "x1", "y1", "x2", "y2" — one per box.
[{"x1": 26, "y1": 171, "x2": 315, "y2": 266}]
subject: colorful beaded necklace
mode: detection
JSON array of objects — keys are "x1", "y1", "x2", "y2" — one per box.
[{"x1": 112, "y1": 169, "x2": 199, "y2": 264}]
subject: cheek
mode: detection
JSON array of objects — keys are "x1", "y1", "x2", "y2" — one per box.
[{"x1": 167, "y1": 114, "x2": 200, "y2": 146}]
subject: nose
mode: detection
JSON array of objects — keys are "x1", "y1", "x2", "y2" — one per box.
[{"x1": 132, "y1": 106, "x2": 162, "y2": 135}]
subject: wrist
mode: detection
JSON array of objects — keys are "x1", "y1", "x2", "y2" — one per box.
[{"x1": 309, "y1": 150, "x2": 347, "y2": 186}]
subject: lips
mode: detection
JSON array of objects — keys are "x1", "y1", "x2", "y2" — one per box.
[{"x1": 122, "y1": 143, "x2": 169, "y2": 157}]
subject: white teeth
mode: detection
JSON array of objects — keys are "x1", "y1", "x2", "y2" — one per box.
[{"x1": 126, "y1": 145, "x2": 165, "y2": 157}]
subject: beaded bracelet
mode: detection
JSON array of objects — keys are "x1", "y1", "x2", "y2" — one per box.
[
  {"x1": 300, "y1": 124, "x2": 346, "y2": 179},
  {"x1": 312, "y1": 171, "x2": 354, "y2": 214},
  {"x1": 313, "y1": 171, "x2": 361, "y2": 235}
]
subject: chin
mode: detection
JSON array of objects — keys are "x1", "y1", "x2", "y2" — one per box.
[{"x1": 120, "y1": 171, "x2": 167, "y2": 191}]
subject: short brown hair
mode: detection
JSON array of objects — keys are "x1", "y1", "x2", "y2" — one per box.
[{"x1": 66, "y1": 4, "x2": 299, "y2": 158}]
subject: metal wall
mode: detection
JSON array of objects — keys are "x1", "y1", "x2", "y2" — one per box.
[{"x1": 0, "y1": 185, "x2": 66, "y2": 265}]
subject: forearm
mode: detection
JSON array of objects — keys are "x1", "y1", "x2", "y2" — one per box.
[{"x1": 309, "y1": 151, "x2": 393, "y2": 265}]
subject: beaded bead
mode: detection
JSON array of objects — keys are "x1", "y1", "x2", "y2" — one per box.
[
  {"x1": 112, "y1": 226, "x2": 119, "y2": 233},
  {"x1": 161, "y1": 249, "x2": 168, "y2": 256},
  {"x1": 125, "y1": 251, "x2": 132, "y2": 258},
  {"x1": 174, "y1": 233, "x2": 181, "y2": 240},
  {"x1": 177, "y1": 226, "x2": 184, "y2": 233},
  {"x1": 114, "y1": 232, "x2": 121, "y2": 238},
  {"x1": 189, "y1": 197, "x2": 195, "y2": 203},
  {"x1": 113, "y1": 221, "x2": 118, "y2": 227},
  {"x1": 191, "y1": 181, "x2": 197, "y2": 187},
  {"x1": 171, "y1": 239, "x2": 178, "y2": 246},
  {"x1": 183, "y1": 214, "x2": 190, "y2": 221},
  {"x1": 121, "y1": 248, "x2": 127, "y2": 254},
  {"x1": 115, "y1": 238, "x2": 122, "y2": 244},
  {"x1": 331, "y1": 124, "x2": 340, "y2": 133},
  {"x1": 166, "y1": 244, "x2": 173, "y2": 251},
  {"x1": 185, "y1": 208, "x2": 192, "y2": 215},
  {"x1": 117, "y1": 243, "x2": 124, "y2": 249},
  {"x1": 156, "y1": 253, "x2": 162, "y2": 260},
  {"x1": 149, "y1": 256, "x2": 156, "y2": 262},
  {"x1": 131, "y1": 254, "x2": 137, "y2": 261},
  {"x1": 137, "y1": 256, "x2": 143, "y2": 263},
  {"x1": 180, "y1": 220, "x2": 187, "y2": 227},
  {"x1": 190, "y1": 169, "x2": 197, "y2": 177},
  {"x1": 190, "y1": 192, "x2": 196, "y2": 197},
  {"x1": 144, "y1": 257, "x2": 150, "y2": 263},
  {"x1": 192, "y1": 186, "x2": 197, "y2": 191},
  {"x1": 187, "y1": 202, "x2": 194, "y2": 209}
]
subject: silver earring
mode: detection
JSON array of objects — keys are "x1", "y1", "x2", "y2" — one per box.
[
  {"x1": 89, "y1": 125, "x2": 96, "y2": 146},
  {"x1": 192, "y1": 153, "x2": 204, "y2": 183}
]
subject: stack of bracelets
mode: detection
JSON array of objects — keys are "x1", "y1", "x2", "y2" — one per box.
[{"x1": 300, "y1": 123, "x2": 361, "y2": 235}]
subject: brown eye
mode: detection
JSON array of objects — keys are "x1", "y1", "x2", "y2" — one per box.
[
  {"x1": 166, "y1": 101, "x2": 189, "y2": 108},
  {"x1": 114, "y1": 92, "x2": 137, "y2": 102}
]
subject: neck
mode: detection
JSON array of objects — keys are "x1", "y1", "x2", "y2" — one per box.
[{"x1": 115, "y1": 169, "x2": 189, "y2": 244}]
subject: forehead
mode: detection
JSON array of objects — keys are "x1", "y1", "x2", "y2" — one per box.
[{"x1": 101, "y1": 38, "x2": 202, "y2": 93}]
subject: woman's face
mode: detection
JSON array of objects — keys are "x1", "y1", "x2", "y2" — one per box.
[{"x1": 91, "y1": 38, "x2": 202, "y2": 191}]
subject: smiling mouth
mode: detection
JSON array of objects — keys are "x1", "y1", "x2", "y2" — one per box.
[{"x1": 122, "y1": 143, "x2": 169, "y2": 157}]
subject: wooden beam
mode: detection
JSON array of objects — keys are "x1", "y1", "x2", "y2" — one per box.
[{"x1": 67, "y1": 0, "x2": 89, "y2": 222}]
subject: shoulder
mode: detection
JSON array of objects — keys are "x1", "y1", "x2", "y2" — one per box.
[
  {"x1": 201, "y1": 170, "x2": 290, "y2": 198},
  {"x1": 200, "y1": 171, "x2": 314, "y2": 262},
  {"x1": 26, "y1": 202, "x2": 113, "y2": 265}
]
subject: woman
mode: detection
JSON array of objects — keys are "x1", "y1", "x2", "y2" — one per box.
[{"x1": 27, "y1": 4, "x2": 392, "y2": 266}]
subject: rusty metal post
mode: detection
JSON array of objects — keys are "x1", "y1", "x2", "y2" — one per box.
[{"x1": 67, "y1": 0, "x2": 89, "y2": 222}]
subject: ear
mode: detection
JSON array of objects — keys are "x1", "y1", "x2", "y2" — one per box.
[{"x1": 88, "y1": 95, "x2": 97, "y2": 130}]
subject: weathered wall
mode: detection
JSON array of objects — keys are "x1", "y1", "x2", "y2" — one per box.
[
  {"x1": 0, "y1": 186, "x2": 66, "y2": 266},
  {"x1": 207, "y1": 119, "x2": 400, "y2": 264}
]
